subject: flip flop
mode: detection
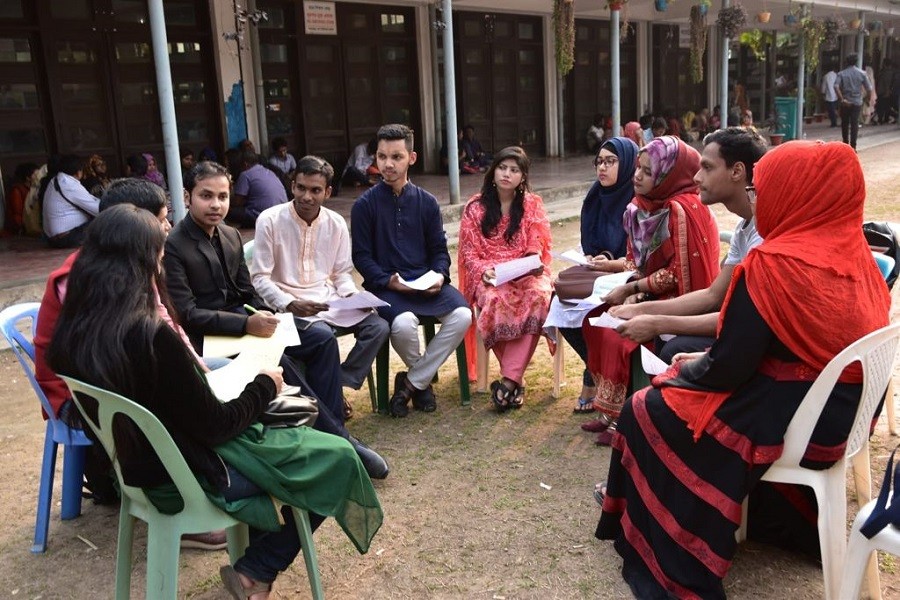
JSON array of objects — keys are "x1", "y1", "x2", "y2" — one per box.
[{"x1": 573, "y1": 397, "x2": 595, "y2": 413}]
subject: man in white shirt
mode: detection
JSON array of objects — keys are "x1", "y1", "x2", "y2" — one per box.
[
  {"x1": 251, "y1": 155, "x2": 390, "y2": 393},
  {"x1": 43, "y1": 155, "x2": 100, "y2": 248},
  {"x1": 822, "y1": 62, "x2": 839, "y2": 127},
  {"x1": 611, "y1": 127, "x2": 767, "y2": 362}
]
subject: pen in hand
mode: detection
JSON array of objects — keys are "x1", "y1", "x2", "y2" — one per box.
[{"x1": 243, "y1": 304, "x2": 259, "y2": 315}]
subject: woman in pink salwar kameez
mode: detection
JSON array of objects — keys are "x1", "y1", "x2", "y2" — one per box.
[{"x1": 458, "y1": 146, "x2": 552, "y2": 412}]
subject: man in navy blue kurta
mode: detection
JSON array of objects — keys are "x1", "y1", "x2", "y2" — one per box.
[{"x1": 351, "y1": 124, "x2": 471, "y2": 417}]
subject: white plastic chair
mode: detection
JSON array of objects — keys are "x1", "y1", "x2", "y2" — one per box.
[
  {"x1": 474, "y1": 321, "x2": 565, "y2": 398},
  {"x1": 735, "y1": 322, "x2": 900, "y2": 600},
  {"x1": 841, "y1": 493, "x2": 900, "y2": 599}
]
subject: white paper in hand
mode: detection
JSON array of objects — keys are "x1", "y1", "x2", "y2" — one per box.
[
  {"x1": 640, "y1": 346, "x2": 670, "y2": 376},
  {"x1": 588, "y1": 312, "x2": 625, "y2": 329},
  {"x1": 399, "y1": 270, "x2": 443, "y2": 291},
  {"x1": 327, "y1": 291, "x2": 389, "y2": 310},
  {"x1": 551, "y1": 249, "x2": 588, "y2": 265},
  {"x1": 491, "y1": 254, "x2": 542, "y2": 286},
  {"x1": 593, "y1": 270, "x2": 635, "y2": 298}
]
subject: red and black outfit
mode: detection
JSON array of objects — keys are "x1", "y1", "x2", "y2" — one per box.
[{"x1": 596, "y1": 141, "x2": 891, "y2": 598}]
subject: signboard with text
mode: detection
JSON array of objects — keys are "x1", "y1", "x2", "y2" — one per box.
[{"x1": 304, "y1": 1, "x2": 337, "y2": 35}]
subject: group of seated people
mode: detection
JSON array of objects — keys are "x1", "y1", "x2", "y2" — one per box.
[{"x1": 28, "y1": 118, "x2": 889, "y2": 598}]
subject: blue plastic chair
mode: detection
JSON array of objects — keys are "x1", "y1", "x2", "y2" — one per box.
[
  {"x1": 0, "y1": 302, "x2": 93, "y2": 554},
  {"x1": 873, "y1": 252, "x2": 895, "y2": 281}
]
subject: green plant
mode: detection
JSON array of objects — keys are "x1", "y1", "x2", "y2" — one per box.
[
  {"x1": 823, "y1": 16, "x2": 844, "y2": 48},
  {"x1": 552, "y1": 0, "x2": 575, "y2": 76},
  {"x1": 804, "y1": 85, "x2": 818, "y2": 114},
  {"x1": 739, "y1": 28, "x2": 770, "y2": 62},
  {"x1": 689, "y1": 5, "x2": 708, "y2": 82},
  {"x1": 716, "y1": 4, "x2": 747, "y2": 38},
  {"x1": 800, "y1": 16, "x2": 825, "y2": 71}
]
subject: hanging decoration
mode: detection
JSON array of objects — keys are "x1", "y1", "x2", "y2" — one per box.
[
  {"x1": 553, "y1": 0, "x2": 576, "y2": 76},
  {"x1": 823, "y1": 16, "x2": 844, "y2": 49},
  {"x1": 716, "y1": 4, "x2": 748, "y2": 39},
  {"x1": 690, "y1": 5, "x2": 708, "y2": 83}
]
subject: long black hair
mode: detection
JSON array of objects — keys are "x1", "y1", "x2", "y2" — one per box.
[
  {"x1": 477, "y1": 146, "x2": 531, "y2": 243},
  {"x1": 47, "y1": 204, "x2": 166, "y2": 398}
]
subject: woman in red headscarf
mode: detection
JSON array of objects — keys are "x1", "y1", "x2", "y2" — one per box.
[
  {"x1": 581, "y1": 136, "x2": 720, "y2": 444},
  {"x1": 594, "y1": 141, "x2": 890, "y2": 599}
]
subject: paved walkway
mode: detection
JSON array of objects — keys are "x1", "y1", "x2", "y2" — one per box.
[{"x1": 2, "y1": 120, "x2": 899, "y2": 310}]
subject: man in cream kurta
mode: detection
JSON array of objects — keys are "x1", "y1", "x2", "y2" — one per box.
[{"x1": 251, "y1": 156, "x2": 390, "y2": 391}]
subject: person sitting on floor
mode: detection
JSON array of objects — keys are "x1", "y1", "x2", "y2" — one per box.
[
  {"x1": 461, "y1": 125, "x2": 492, "y2": 171},
  {"x1": 42, "y1": 154, "x2": 100, "y2": 248},
  {"x1": 457, "y1": 146, "x2": 552, "y2": 411},
  {"x1": 351, "y1": 123, "x2": 472, "y2": 418},
  {"x1": 250, "y1": 155, "x2": 390, "y2": 406},
  {"x1": 268, "y1": 136, "x2": 297, "y2": 179},
  {"x1": 229, "y1": 149, "x2": 289, "y2": 227}
]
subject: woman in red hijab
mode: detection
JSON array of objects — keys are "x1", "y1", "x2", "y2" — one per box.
[
  {"x1": 581, "y1": 136, "x2": 720, "y2": 444},
  {"x1": 594, "y1": 141, "x2": 890, "y2": 599}
]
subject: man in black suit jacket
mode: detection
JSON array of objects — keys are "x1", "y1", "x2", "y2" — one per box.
[{"x1": 164, "y1": 161, "x2": 388, "y2": 478}]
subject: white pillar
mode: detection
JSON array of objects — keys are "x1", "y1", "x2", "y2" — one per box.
[
  {"x1": 441, "y1": 0, "x2": 460, "y2": 204},
  {"x1": 148, "y1": 0, "x2": 184, "y2": 222},
  {"x1": 611, "y1": 8, "x2": 621, "y2": 134},
  {"x1": 719, "y1": 0, "x2": 730, "y2": 130}
]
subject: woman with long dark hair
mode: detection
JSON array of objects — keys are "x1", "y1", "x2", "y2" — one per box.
[
  {"x1": 47, "y1": 205, "x2": 382, "y2": 599},
  {"x1": 458, "y1": 146, "x2": 552, "y2": 411}
]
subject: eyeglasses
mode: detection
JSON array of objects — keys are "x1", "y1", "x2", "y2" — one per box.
[
  {"x1": 593, "y1": 156, "x2": 619, "y2": 168},
  {"x1": 745, "y1": 185, "x2": 756, "y2": 204}
]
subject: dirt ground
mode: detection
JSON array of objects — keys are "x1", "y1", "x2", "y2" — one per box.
[{"x1": 2, "y1": 141, "x2": 900, "y2": 599}]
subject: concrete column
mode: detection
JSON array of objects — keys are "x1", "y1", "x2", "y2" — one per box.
[
  {"x1": 719, "y1": 0, "x2": 730, "y2": 130},
  {"x1": 797, "y1": 33, "x2": 805, "y2": 139},
  {"x1": 441, "y1": 0, "x2": 460, "y2": 204},
  {"x1": 148, "y1": 0, "x2": 184, "y2": 222},
  {"x1": 636, "y1": 21, "x2": 650, "y2": 116},
  {"x1": 416, "y1": 5, "x2": 437, "y2": 172},
  {"x1": 246, "y1": 0, "x2": 268, "y2": 156},
  {"x1": 611, "y1": 8, "x2": 621, "y2": 135},
  {"x1": 543, "y1": 15, "x2": 560, "y2": 156},
  {"x1": 428, "y1": 3, "x2": 443, "y2": 163}
]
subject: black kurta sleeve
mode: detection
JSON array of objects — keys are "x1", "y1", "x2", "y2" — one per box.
[{"x1": 667, "y1": 275, "x2": 775, "y2": 392}]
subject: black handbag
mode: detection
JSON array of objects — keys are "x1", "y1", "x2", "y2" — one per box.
[{"x1": 258, "y1": 394, "x2": 319, "y2": 429}]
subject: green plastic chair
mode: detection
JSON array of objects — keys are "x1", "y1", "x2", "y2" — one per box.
[
  {"x1": 373, "y1": 316, "x2": 471, "y2": 413},
  {"x1": 59, "y1": 376, "x2": 324, "y2": 600}
]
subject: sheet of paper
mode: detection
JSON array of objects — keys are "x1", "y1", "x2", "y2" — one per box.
[
  {"x1": 551, "y1": 249, "x2": 588, "y2": 265},
  {"x1": 659, "y1": 334, "x2": 675, "y2": 342},
  {"x1": 399, "y1": 270, "x2": 443, "y2": 291},
  {"x1": 205, "y1": 349, "x2": 280, "y2": 402},
  {"x1": 318, "y1": 308, "x2": 371, "y2": 328},
  {"x1": 203, "y1": 313, "x2": 299, "y2": 359},
  {"x1": 588, "y1": 312, "x2": 626, "y2": 329},
  {"x1": 327, "y1": 291, "x2": 389, "y2": 310},
  {"x1": 640, "y1": 346, "x2": 670, "y2": 376},
  {"x1": 491, "y1": 254, "x2": 542, "y2": 286},
  {"x1": 592, "y1": 270, "x2": 635, "y2": 298}
]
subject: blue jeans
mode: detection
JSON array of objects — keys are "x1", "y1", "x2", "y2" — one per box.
[
  {"x1": 221, "y1": 465, "x2": 325, "y2": 584},
  {"x1": 282, "y1": 324, "x2": 347, "y2": 438}
]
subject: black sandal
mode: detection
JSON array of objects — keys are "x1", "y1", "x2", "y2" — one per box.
[
  {"x1": 508, "y1": 385, "x2": 525, "y2": 409},
  {"x1": 490, "y1": 380, "x2": 513, "y2": 413}
]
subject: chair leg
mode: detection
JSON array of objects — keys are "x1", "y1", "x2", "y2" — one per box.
[
  {"x1": 60, "y1": 443, "x2": 87, "y2": 520},
  {"x1": 292, "y1": 507, "x2": 325, "y2": 600},
  {"x1": 375, "y1": 343, "x2": 389, "y2": 414},
  {"x1": 32, "y1": 426, "x2": 58, "y2": 554},
  {"x1": 115, "y1": 506, "x2": 136, "y2": 600},
  {"x1": 366, "y1": 369, "x2": 377, "y2": 412},
  {"x1": 225, "y1": 523, "x2": 250, "y2": 564},
  {"x1": 887, "y1": 379, "x2": 896, "y2": 436},
  {"x1": 475, "y1": 330, "x2": 489, "y2": 393},
  {"x1": 456, "y1": 343, "x2": 471, "y2": 406},
  {"x1": 840, "y1": 502, "x2": 878, "y2": 600},
  {"x1": 815, "y1": 476, "x2": 848, "y2": 600},
  {"x1": 852, "y1": 444, "x2": 883, "y2": 599},
  {"x1": 552, "y1": 332, "x2": 565, "y2": 399},
  {"x1": 144, "y1": 522, "x2": 181, "y2": 600}
]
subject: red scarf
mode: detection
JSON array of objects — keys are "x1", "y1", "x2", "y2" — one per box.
[{"x1": 663, "y1": 141, "x2": 890, "y2": 440}]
